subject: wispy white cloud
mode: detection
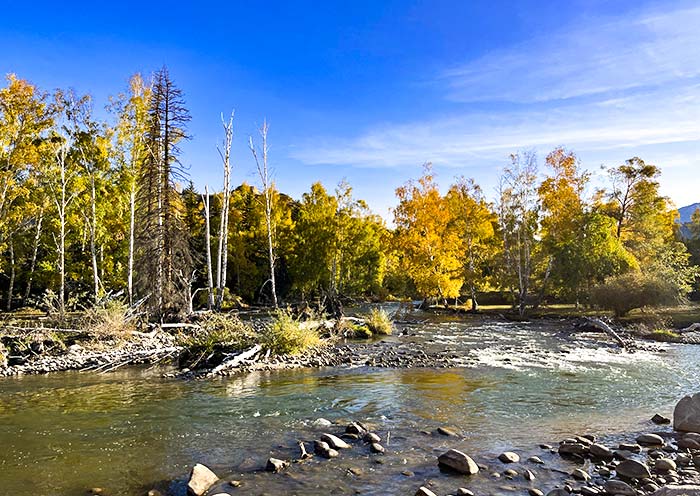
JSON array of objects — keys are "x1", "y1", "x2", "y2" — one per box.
[
  {"x1": 442, "y1": 4, "x2": 700, "y2": 103},
  {"x1": 292, "y1": 84, "x2": 700, "y2": 168}
]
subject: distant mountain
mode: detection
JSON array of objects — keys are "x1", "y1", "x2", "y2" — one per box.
[{"x1": 678, "y1": 203, "x2": 700, "y2": 223}]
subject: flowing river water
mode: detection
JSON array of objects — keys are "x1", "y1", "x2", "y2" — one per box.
[{"x1": 1, "y1": 314, "x2": 699, "y2": 495}]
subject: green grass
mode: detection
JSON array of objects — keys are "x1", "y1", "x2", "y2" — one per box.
[
  {"x1": 262, "y1": 310, "x2": 322, "y2": 355},
  {"x1": 365, "y1": 308, "x2": 393, "y2": 335}
]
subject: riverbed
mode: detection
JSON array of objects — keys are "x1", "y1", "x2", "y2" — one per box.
[{"x1": 1, "y1": 315, "x2": 699, "y2": 495}]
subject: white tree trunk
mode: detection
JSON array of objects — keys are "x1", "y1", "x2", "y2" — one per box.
[{"x1": 202, "y1": 186, "x2": 215, "y2": 310}]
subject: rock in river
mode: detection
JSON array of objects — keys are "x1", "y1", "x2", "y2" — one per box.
[
  {"x1": 652, "y1": 485, "x2": 700, "y2": 496},
  {"x1": 637, "y1": 433, "x2": 665, "y2": 446},
  {"x1": 437, "y1": 449, "x2": 480, "y2": 475},
  {"x1": 187, "y1": 463, "x2": 219, "y2": 496},
  {"x1": 314, "y1": 440, "x2": 339, "y2": 458},
  {"x1": 265, "y1": 457, "x2": 289, "y2": 473},
  {"x1": 499, "y1": 451, "x2": 520, "y2": 463},
  {"x1": 604, "y1": 480, "x2": 636, "y2": 496},
  {"x1": 370, "y1": 442, "x2": 385, "y2": 454},
  {"x1": 321, "y1": 433, "x2": 351, "y2": 449},
  {"x1": 616, "y1": 459, "x2": 652, "y2": 479},
  {"x1": 655, "y1": 458, "x2": 677, "y2": 472},
  {"x1": 589, "y1": 443, "x2": 614, "y2": 459},
  {"x1": 416, "y1": 487, "x2": 438, "y2": 496},
  {"x1": 674, "y1": 393, "x2": 700, "y2": 433},
  {"x1": 652, "y1": 414, "x2": 671, "y2": 425}
]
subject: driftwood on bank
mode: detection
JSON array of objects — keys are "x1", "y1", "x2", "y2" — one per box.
[
  {"x1": 208, "y1": 344, "x2": 262, "y2": 376},
  {"x1": 679, "y1": 322, "x2": 700, "y2": 334},
  {"x1": 581, "y1": 317, "x2": 630, "y2": 349}
]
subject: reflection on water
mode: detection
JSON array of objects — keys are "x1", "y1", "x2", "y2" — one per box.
[{"x1": 1, "y1": 318, "x2": 699, "y2": 495}]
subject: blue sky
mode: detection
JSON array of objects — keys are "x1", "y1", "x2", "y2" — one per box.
[{"x1": 3, "y1": 0, "x2": 698, "y2": 219}]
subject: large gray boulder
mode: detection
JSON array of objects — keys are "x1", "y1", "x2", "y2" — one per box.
[
  {"x1": 652, "y1": 485, "x2": 700, "y2": 496},
  {"x1": 187, "y1": 463, "x2": 219, "y2": 496},
  {"x1": 437, "y1": 449, "x2": 479, "y2": 475},
  {"x1": 674, "y1": 393, "x2": 700, "y2": 433}
]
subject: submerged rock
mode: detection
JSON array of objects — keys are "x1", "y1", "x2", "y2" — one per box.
[
  {"x1": 187, "y1": 463, "x2": 219, "y2": 496},
  {"x1": 437, "y1": 449, "x2": 479, "y2": 475},
  {"x1": 363, "y1": 432, "x2": 381, "y2": 443},
  {"x1": 674, "y1": 393, "x2": 700, "y2": 433}
]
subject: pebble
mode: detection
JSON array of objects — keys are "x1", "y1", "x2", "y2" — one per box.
[
  {"x1": 415, "y1": 487, "x2": 438, "y2": 496},
  {"x1": 528, "y1": 456, "x2": 545, "y2": 464},
  {"x1": 528, "y1": 489, "x2": 544, "y2": 496}
]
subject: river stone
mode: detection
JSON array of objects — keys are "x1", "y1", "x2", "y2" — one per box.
[
  {"x1": 679, "y1": 433, "x2": 700, "y2": 450},
  {"x1": 529, "y1": 456, "x2": 545, "y2": 464},
  {"x1": 674, "y1": 393, "x2": 700, "y2": 433},
  {"x1": 638, "y1": 434, "x2": 665, "y2": 446},
  {"x1": 346, "y1": 422, "x2": 367, "y2": 435},
  {"x1": 321, "y1": 433, "x2": 351, "y2": 449},
  {"x1": 416, "y1": 487, "x2": 438, "y2": 496},
  {"x1": 559, "y1": 443, "x2": 588, "y2": 456},
  {"x1": 313, "y1": 418, "x2": 333, "y2": 427},
  {"x1": 656, "y1": 459, "x2": 678, "y2": 472},
  {"x1": 438, "y1": 426, "x2": 459, "y2": 436},
  {"x1": 653, "y1": 414, "x2": 672, "y2": 425},
  {"x1": 617, "y1": 459, "x2": 652, "y2": 479},
  {"x1": 524, "y1": 469, "x2": 536, "y2": 481},
  {"x1": 499, "y1": 452, "x2": 520, "y2": 463},
  {"x1": 363, "y1": 432, "x2": 381, "y2": 443},
  {"x1": 572, "y1": 468, "x2": 590, "y2": 481},
  {"x1": 265, "y1": 457, "x2": 289, "y2": 472},
  {"x1": 458, "y1": 489, "x2": 474, "y2": 496},
  {"x1": 590, "y1": 443, "x2": 614, "y2": 459},
  {"x1": 604, "y1": 480, "x2": 636, "y2": 496},
  {"x1": 652, "y1": 485, "x2": 700, "y2": 496},
  {"x1": 437, "y1": 449, "x2": 479, "y2": 475},
  {"x1": 314, "y1": 440, "x2": 339, "y2": 458},
  {"x1": 580, "y1": 487, "x2": 600, "y2": 496},
  {"x1": 619, "y1": 443, "x2": 642, "y2": 453},
  {"x1": 370, "y1": 442, "x2": 385, "y2": 454},
  {"x1": 529, "y1": 489, "x2": 544, "y2": 496},
  {"x1": 187, "y1": 463, "x2": 219, "y2": 496}
]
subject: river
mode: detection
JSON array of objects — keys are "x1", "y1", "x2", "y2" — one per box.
[{"x1": 1, "y1": 315, "x2": 699, "y2": 495}]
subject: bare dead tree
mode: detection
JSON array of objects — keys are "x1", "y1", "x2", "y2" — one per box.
[
  {"x1": 249, "y1": 120, "x2": 277, "y2": 307},
  {"x1": 202, "y1": 185, "x2": 215, "y2": 310},
  {"x1": 215, "y1": 111, "x2": 234, "y2": 310}
]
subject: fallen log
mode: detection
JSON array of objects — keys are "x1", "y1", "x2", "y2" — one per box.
[
  {"x1": 679, "y1": 323, "x2": 700, "y2": 334},
  {"x1": 208, "y1": 344, "x2": 262, "y2": 376},
  {"x1": 583, "y1": 317, "x2": 629, "y2": 349}
]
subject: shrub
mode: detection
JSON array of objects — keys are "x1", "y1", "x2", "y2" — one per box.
[
  {"x1": 83, "y1": 300, "x2": 136, "y2": 336},
  {"x1": 262, "y1": 309, "x2": 321, "y2": 355},
  {"x1": 365, "y1": 308, "x2": 393, "y2": 335},
  {"x1": 177, "y1": 313, "x2": 255, "y2": 354},
  {"x1": 591, "y1": 271, "x2": 684, "y2": 317}
]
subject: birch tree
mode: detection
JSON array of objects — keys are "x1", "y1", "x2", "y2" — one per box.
[
  {"x1": 249, "y1": 120, "x2": 278, "y2": 307},
  {"x1": 497, "y1": 151, "x2": 539, "y2": 317},
  {"x1": 215, "y1": 111, "x2": 234, "y2": 309}
]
